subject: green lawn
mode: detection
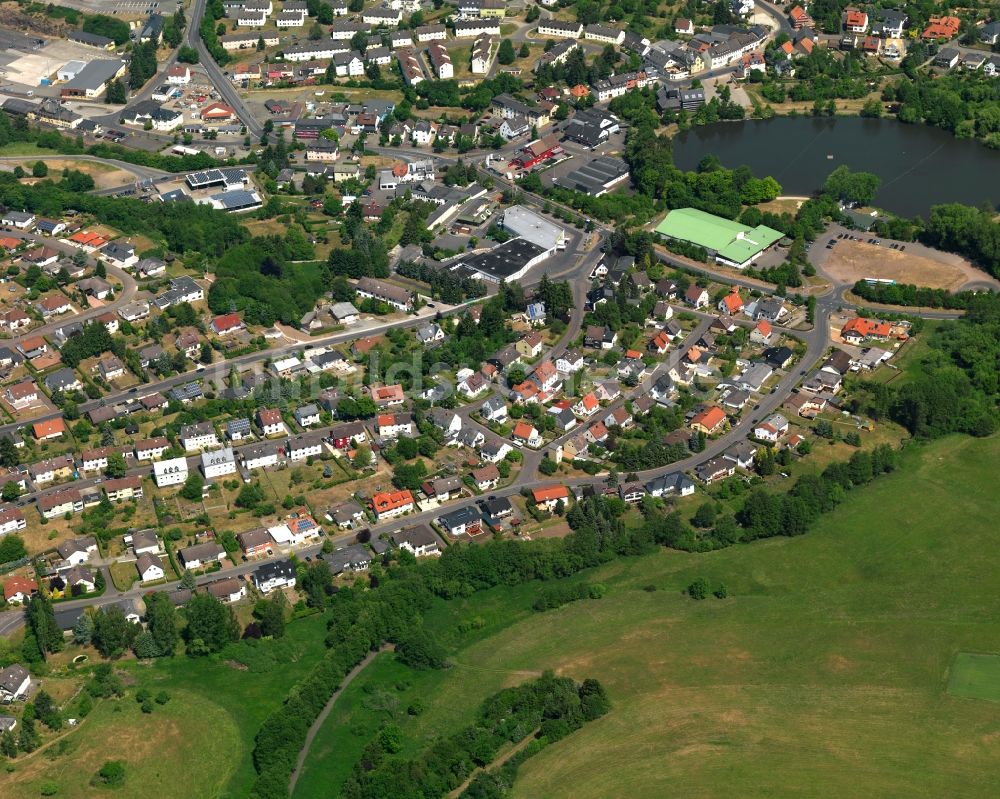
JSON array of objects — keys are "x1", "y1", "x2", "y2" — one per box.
[
  {"x1": 135, "y1": 612, "x2": 332, "y2": 799},
  {"x1": 0, "y1": 688, "x2": 238, "y2": 799},
  {"x1": 297, "y1": 434, "x2": 1000, "y2": 798},
  {"x1": 0, "y1": 612, "x2": 332, "y2": 799},
  {"x1": 0, "y1": 142, "x2": 45, "y2": 156},
  {"x1": 947, "y1": 653, "x2": 1000, "y2": 701}
]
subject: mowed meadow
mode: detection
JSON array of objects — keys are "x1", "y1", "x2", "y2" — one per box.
[{"x1": 297, "y1": 435, "x2": 1000, "y2": 799}]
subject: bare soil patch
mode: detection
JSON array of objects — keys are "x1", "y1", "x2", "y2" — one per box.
[{"x1": 822, "y1": 240, "x2": 986, "y2": 291}]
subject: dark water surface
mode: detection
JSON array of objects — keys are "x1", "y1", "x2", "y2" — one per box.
[{"x1": 671, "y1": 117, "x2": 1000, "y2": 218}]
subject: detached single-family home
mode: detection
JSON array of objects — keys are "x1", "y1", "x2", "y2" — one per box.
[
  {"x1": 136, "y1": 553, "x2": 165, "y2": 582},
  {"x1": 690, "y1": 405, "x2": 727, "y2": 435},
  {"x1": 532, "y1": 484, "x2": 569, "y2": 511},
  {"x1": 390, "y1": 525, "x2": 440, "y2": 557},
  {"x1": 177, "y1": 541, "x2": 226, "y2": 570},
  {"x1": 254, "y1": 560, "x2": 296, "y2": 593}
]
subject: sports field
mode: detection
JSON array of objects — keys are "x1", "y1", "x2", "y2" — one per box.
[
  {"x1": 296, "y1": 435, "x2": 1000, "y2": 798},
  {"x1": 947, "y1": 653, "x2": 1000, "y2": 701}
]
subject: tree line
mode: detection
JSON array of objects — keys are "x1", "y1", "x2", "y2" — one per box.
[
  {"x1": 343, "y1": 673, "x2": 609, "y2": 799},
  {"x1": 851, "y1": 280, "x2": 984, "y2": 310}
]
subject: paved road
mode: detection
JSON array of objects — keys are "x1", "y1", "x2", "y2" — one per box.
[
  {"x1": 755, "y1": 0, "x2": 794, "y2": 37},
  {"x1": 0, "y1": 155, "x2": 169, "y2": 184},
  {"x1": 188, "y1": 0, "x2": 265, "y2": 138}
]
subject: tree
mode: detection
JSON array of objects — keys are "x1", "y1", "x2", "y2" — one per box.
[
  {"x1": 105, "y1": 452, "x2": 127, "y2": 479},
  {"x1": 259, "y1": 591, "x2": 286, "y2": 638},
  {"x1": 25, "y1": 594, "x2": 63, "y2": 657},
  {"x1": 146, "y1": 592, "x2": 178, "y2": 656},
  {"x1": 92, "y1": 605, "x2": 135, "y2": 659},
  {"x1": 73, "y1": 611, "x2": 94, "y2": 645},
  {"x1": 353, "y1": 445, "x2": 372, "y2": 469},
  {"x1": 519, "y1": 42, "x2": 529, "y2": 58},
  {"x1": 823, "y1": 165, "x2": 881, "y2": 207},
  {"x1": 1, "y1": 729, "x2": 17, "y2": 759},
  {"x1": 396, "y1": 627, "x2": 446, "y2": 669},
  {"x1": 179, "y1": 473, "x2": 204, "y2": 501},
  {"x1": 184, "y1": 592, "x2": 239, "y2": 655},
  {"x1": 687, "y1": 577, "x2": 710, "y2": 600},
  {"x1": 1, "y1": 481, "x2": 20, "y2": 502},
  {"x1": 33, "y1": 690, "x2": 61, "y2": 730},
  {"x1": 180, "y1": 569, "x2": 197, "y2": 590},
  {"x1": 106, "y1": 79, "x2": 127, "y2": 104},
  {"x1": 692, "y1": 503, "x2": 717, "y2": 528},
  {"x1": 133, "y1": 630, "x2": 159, "y2": 658},
  {"x1": 31, "y1": 161, "x2": 48, "y2": 178},
  {"x1": 18, "y1": 717, "x2": 40, "y2": 753},
  {"x1": 498, "y1": 38, "x2": 515, "y2": 65},
  {"x1": 96, "y1": 761, "x2": 126, "y2": 787},
  {"x1": 0, "y1": 436, "x2": 19, "y2": 468},
  {"x1": 0, "y1": 533, "x2": 26, "y2": 563},
  {"x1": 300, "y1": 562, "x2": 332, "y2": 609},
  {"x1": 236, "y1": 482, "x2": 266, "y2": 509},
  {"x1": 177, "y1": 45, "x2": 199, "y2": 63}
]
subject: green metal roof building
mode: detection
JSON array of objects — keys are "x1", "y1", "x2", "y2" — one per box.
[{"x1": 654, "y1": 207, "x2": 784, "y2": 269}]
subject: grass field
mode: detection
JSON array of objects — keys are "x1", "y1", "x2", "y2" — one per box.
[
  {"x1": 947, "y1": 653, "x2": 1000, "y2": 701},
  {"x1": 1, "y1": 688, "x2": 239, "y2": 799},
  {"x1": 0, "y1": 612, "x2": 332, "y2": 799},
  {"x1": 296, "y1": 434, "x2": 1000, "y2": 798}
]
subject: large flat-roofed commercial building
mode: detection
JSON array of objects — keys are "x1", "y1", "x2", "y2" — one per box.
[
  {"x1": 654, "y1": 207, "x2": 783, "y2": 269},
  {"x1": 501, "y1": 206, "x2": 566, "y2": 253},
  {"x1": 552, "y1": 155, "x2": 629, "y2": 197},
  {"x1": 461, "y1": 238, "x2": 548, "y2": 283}
]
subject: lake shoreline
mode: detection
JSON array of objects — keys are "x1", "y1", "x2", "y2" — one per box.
[{"x1": 671, "y1": 116, "x2": 1000, "y2": 218}]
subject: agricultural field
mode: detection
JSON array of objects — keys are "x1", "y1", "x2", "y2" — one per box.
[{"x1": 296, "y1": 434, "x2": 1000, "y2": 798}]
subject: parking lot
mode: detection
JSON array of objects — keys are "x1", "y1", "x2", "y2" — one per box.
[
  {"x1": 0, "y1": 38, "x2": 102, "y2": 88},
  {"x1": 53, "y1": 0, "x2": 181, "y2": 16}
]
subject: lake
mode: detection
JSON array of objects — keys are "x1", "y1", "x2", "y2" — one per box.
[{"x1": 671, "y1": 117, "x2": 1000, "y2": 218}]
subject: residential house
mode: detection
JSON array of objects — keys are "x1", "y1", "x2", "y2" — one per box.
[
  {"x1": 532, "y1": 484, "x2": 569, "y2": 511},
  {"x1": 153, "y1": 457, "x2": 189, "y2": 488},
  {"x1": 134, "y1": 437, "x2": 169, "y2": 461},
  {"x1": 293, "y1": 404, "x2": 321, "y2": 428},
  {"x1": 136, "y1": 553, "x2": 165, "y2": 582},
  {"x1": 471, "y1": 464, "x2": 500, "y2": 491},
  {"x1": 257, "y1": 409, "x2": 287, "y2": 437},
  {"x1": 180, "y1": 421, "x2": 219, "y2": 452},
  {"x1": 646, "y1": 472, "x2": 695, "y2": 497},
  {"x1": 391, "y1": 525, "x2": 440, "y2": 557},
  {"x1": 480, "y1": 395, "x2": 508, "y2": 423},
  {"x1": 438, "y1": 505, "x2": 482, "y2": 537},
  {"x1": 201, "y1": 448, "x2": 237, "y2": 479},
  {"x1": 56, "y1": 536, "x2": 98, "y2": 566},
  {"x1": 512, "y1": 421, "x2": 542, "y2": 448},
  {"x1": 690, "y1": 405, "x2": 727, "y2": 435},
  {"x1": 753, "y1": 413, "x2": 789, "y2": 443},
  {"x1": 4, "y1": 577, "x2": 37, "y2": 605},
  {"x1": 254, "y1": 559, "x2": 297, "y2": 593},
  {"x1": 750, "y1": 320, "x2": 773, "y2": 345},
  {"x1": 695, "y1": 456, "x2": 736, "y2": 484},
  {"x1": 0, "y1": 664, "x2": 30, "y2": 701},
  {"x1": 177, "y1": 541, "x2": 226, "y2": 570},
  {"x1": 371, "y1": 489, "x2": 415, "y2": 520},
  {"x1": 685, "y1": 285, "x2": 710, "y2": 308}
]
